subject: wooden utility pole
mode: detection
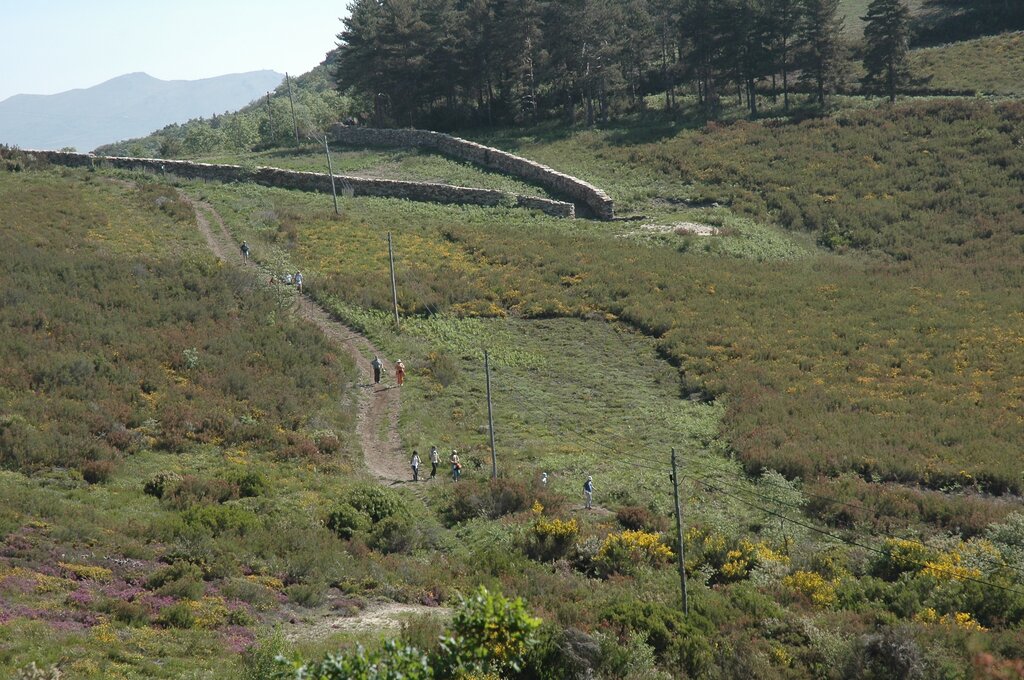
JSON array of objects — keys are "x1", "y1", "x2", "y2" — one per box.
[
  {"x1": 671, "y1": 447, "x2": 689, "y2": 616},
  {"x1": 485, "y1": 350, "x2": 497, "y2": 479},
  {"x1": 323, "y1": 136, "x2": 339, "y2": 215},
  {"x1": 387, "y1": 232, "x2": 399, "y2": 326},
  {"x1": 285, "y1": 72, "x2": 299, "y2": 146}
]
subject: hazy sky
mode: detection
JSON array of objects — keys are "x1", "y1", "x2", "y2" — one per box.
[{"x1": 0, "y1": 1, "x2": 348, "y2": 102}]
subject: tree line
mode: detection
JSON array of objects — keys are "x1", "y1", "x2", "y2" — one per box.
[{"x1": 333, "y1": 0, "x2": 929, "y2": 129}]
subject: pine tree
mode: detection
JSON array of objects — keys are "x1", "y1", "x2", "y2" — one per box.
[
  {"x1": 861, "y1": 0, "x2": 911, "y2": 102},
  {"x1": 797, "y1": 0, "x2": 845, "y2": 107}
]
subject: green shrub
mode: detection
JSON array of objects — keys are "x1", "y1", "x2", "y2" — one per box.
[
  {"x1": 181, "y1": 503, "x2": 259, "y2": 537},
  {"x1": 285, "y1": 581, "x2": 326, "y2": 607},
  {"x1": 437, "y1": 585, "x2": 542, "y2": 676},
  {"x1": 158, "y1": 601, "x2": 195, "y2": 628},
  {"x1": 346, "y1": 484, "x2": 407, "y2": 522},
  {"x1": 101, "y1": 598, "x2": 150, "y2": 626},
  {"x1": 370, "y1": 514, "x2": 420, "y2": 554},
  {"x1": 326, "y1": 503, "x2": 368, "y2": 540}
]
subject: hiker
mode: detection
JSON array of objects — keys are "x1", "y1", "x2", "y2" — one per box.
[
  {"x1": 411, "y1": 450, "x2": 420, "y2": 482},
  {"x1": 450, "y1": 449, "x2": 461, "y2": 482},
  {"x1": 284, "y1": 272, "x2": 293, "y2": 285},
  {"x1": 429, "y1": 446, "x2": 440, "y2": 479},
  {"x1": 371, "y1": 356, "x2": 384, "y2": 384},
  {"x1": 541, "y1": 472, "x2": 548, "y2": 487},
  {"x1": 240, "y1": 241, "x2": 250, "y2": 260},
  {"x1": 394, "y1": 359, "x2": 406, "y2": 386},
  {"x1": 294, "y1": 271, "x2": 303, "y2": 293},
  {"x1": 583, "y1": 476, "x2": 594, "y2": 509}
]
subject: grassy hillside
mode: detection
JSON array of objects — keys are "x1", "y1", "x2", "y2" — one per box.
[
  {"x1": 5, "y1": 89, "x2": 1024, "y2": 677},
  {"x1": 910, "y1": 31, "x2": 1024, "y2": 95}
]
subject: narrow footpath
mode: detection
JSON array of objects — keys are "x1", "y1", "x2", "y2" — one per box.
[{"x1": 181, "y1": 191, "x2": 413, "y2": 487}]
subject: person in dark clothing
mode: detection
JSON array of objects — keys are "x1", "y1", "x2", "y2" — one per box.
[{"x1": 371, "y1": 356, "x2": 383, "y2": 384}]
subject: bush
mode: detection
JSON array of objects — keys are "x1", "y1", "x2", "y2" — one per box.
[
  {"x1": 425, "y1": 351, "x2": 459, "y2": 387},
  {"x1": 144, "y1": 471, "x2": 183, "y2": 499},
  {"x1": 445, "y1": 478, "x2": 533, "y2": 524},
  {"x1": 164, "y1": 474, "x2": 240, "y2": 509},
  {"x1": 158, "y1": 601, "x2": 195, "y2": 628},
  {"x1": 326, "y1": 503, "x2": 367, "y2": 540},
  {"x1": 526, "y1": 514, "x2": 580, "y2": 562},
  {"x1": 346, "y1": 484, "x2": 407, "y2": 523},
  {"x1": 286, "y1": 581, "x2": 327, "y2": 607},
  {"x1": 80, "y1": 458, "x2": 116, "y2": 484},
  {"x1": 370, "y1": 514, "x2": 420, "y2": 554},
  {"x1": 437, "y1": 585, "x2": 542, "y2": 676},
  {"x1": 615, "y1": 505, "x2": 667, "y2": 533},
  {"x1": 594, "y1": 530, "x2": 673, "y2": 578}
]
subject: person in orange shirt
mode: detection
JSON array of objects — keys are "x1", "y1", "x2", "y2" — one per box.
[{"x1": 394, "y1": 359, "x2": 406, "y2": 386}]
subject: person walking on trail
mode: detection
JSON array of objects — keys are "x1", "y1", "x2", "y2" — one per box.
[
  {"x1": 411, "y1": 450, "x2": 420, "y2": 482},
  {"x1": 583, "y1": 475, "x2": 594, "y2": 509},
  {"x1": 429, "y1": 446, "x2": 440, "y2": 479},
  {"x1": 450, "y1": 449, "x2": 461, "y2": 482},
  {"x1": 394, "y1": 359, "x2": 406, "y2": 386},
  {"x1": 294, "y1": 271, "x2": 303, "y2": 293},
  {"x1": 240, "y1": 241, "x2": 250, "y2": 261},
  {"x1": 541, "y1": 472, "x2": 548, "y2": 487},
  {"x1": 370, "y1": 352, "x2": 382, "y2": 385}
]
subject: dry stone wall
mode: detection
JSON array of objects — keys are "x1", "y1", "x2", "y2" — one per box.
[
  {"x1": 328, "y1": 125, "x2": 615, "y2": 220},
  {"x1": 25, "y1": 150, "x2": 575, "y2": 218}
]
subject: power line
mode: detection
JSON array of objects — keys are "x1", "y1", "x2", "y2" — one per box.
[
  {"x1": 696, "y1": 460, "x2": 1024, "y2": 579},
  {"x1": 689, "y1": 474, "x2": 1024, "y2": 597}
]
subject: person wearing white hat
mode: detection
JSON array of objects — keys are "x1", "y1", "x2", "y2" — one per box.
[
  {"x1": 583, "y1": 475, "x2": 594, "y2": 509},
  {"x1": 450, "y1": 449, "x2": 461, "y2": 481}
]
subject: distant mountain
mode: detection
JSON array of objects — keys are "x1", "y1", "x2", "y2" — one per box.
[{"x1": 0, "y1": 71, "x2": 284, "y2": 152}]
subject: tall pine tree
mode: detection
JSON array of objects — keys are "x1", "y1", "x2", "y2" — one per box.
[
  {"x1": 798, "y1": 0, "x2": 845, "y2": 107},
  {"x1": 861, "y1": 0, "x2": 911, "y2": 102}
]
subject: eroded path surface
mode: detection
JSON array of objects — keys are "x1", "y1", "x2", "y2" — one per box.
[{"x1": 182, "y1": 192, "x2": 411, "y2": 486}]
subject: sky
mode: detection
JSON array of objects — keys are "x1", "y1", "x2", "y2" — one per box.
[{"x1": 0, "y1": 0, "x2": 348, "y2": 102}]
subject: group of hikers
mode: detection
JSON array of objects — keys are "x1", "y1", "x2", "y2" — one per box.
[
  {"x1": 238, "y1": 241, "x2": 596, "y2": 507},
  {"x1": 408, "y1": 446, "x2": 460, "y2": 482},
  {"x1": 406, "y1": 445, "x2": 594, "y2": 508},
  {"x1": 240, "y1": 241, "x2": 304, "y2": 292}
]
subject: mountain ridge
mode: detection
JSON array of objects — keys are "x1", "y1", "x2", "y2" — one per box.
[{"x1": 0, "y1": 70, "x2": 284, "y2": 152}]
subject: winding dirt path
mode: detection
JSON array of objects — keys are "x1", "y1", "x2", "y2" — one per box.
[{"x1": 182, "y1": 192, "x2": 412, "y2": 486}]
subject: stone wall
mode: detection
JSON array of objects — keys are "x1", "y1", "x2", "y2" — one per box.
[
  {"x1": 328, "y1": 125, "x2": 615, "y2": 220},
  {"x1": 24, "y1": 150, "x2": 576, "y2": 219}
]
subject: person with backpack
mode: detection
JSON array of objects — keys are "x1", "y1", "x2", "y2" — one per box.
[
  {"x1": 240, "y1": 241, "x2": 250, "y2": 260},
  {"x1": 371, "y1": 356, "x2": 384, "y2": 384},
  {"x1": 294, "y1": 271, "x2": 303, "y2": 293},
  {"x1": 411, "y1": 450, "x2": 420, "y2": 482},
  {"x1": 583, "y1": 476, "x2": 594, "y2": 509},
  {"x1": 450, "y1": 449, "x2": 461, "y2": 482},
  {"x1": 429, "y1": 446, "x2": 440, "y2": 479},
  {"x1": 394, "y1": 359, "x2": 406, "y2": 386}
]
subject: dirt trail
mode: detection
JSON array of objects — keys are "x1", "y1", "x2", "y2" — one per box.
[{"x1": 182, "y1": 192, "x2": 413, "y2": 486}]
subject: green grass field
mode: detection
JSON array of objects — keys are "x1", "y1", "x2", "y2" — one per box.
[{"x1": 911, "y1": 31, "x2": 1024, "y2": 95}]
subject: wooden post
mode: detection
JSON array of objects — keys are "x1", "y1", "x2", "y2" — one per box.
[
  {"x1": 671, "y1": 448, "x2": 689, "y2": 616},
  {"x1": 387, "y1": 232, "x2": 399, "y2": 327},
  {"x1": 324, "y1": 136, "x2": 339, "y2": 215},
  {"x1": 485, "y1": 350, "x2": 497, "y2": 479},
  {"x1": 285, "y1": 72, "x2": 299, "y2": 146}
]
